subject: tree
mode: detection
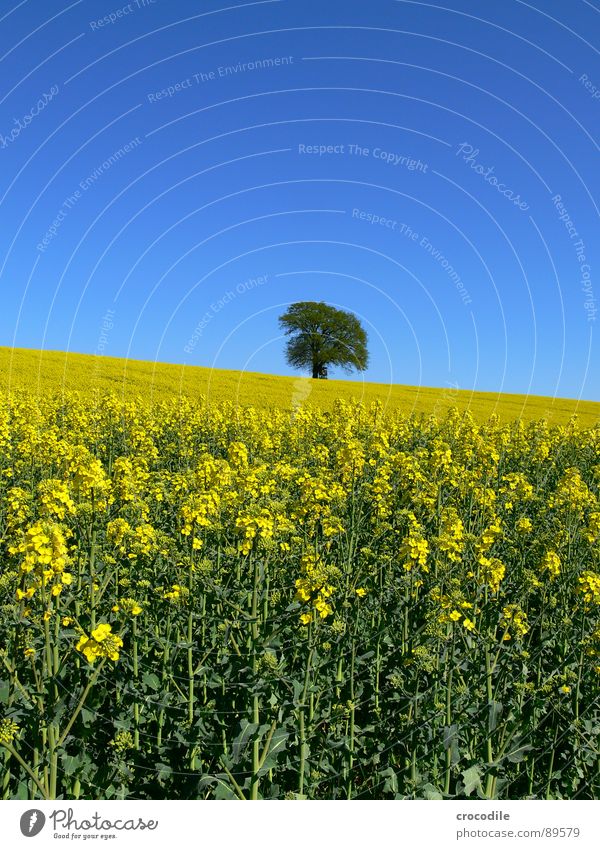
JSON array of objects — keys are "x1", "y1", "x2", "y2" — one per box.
[{"x1": 279, "y1": 301, "x2": 368, "y2": 379}]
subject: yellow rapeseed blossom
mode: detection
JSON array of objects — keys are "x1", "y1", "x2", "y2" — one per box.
[
  {"x1": 294, "y1": 552, "x2": 337, "y2": 622},
  {"x1": 0, "y1": 718, "x2": 19, "y2": 744},
  {"x1": 516, "y1": 517, "x2": 532, "y2": 534},
  {"x1": 436, "y1": 508, "x2": 465, "y2": 562},
  {"x1": 500, "y1": 604, "x2": 529, "y2": 640},
  {"x1": 10, "y1": 520, "x2": 69, "y2": 575},
  {"x1": 480, "y1": 558, "x2": 506, "y2": 594},
  {"x1": 400, "y1": 515, "x2": 429, "y2": 572},
  {"x1": 578, "y1": 571, "x2": 600, "y2": 606},
  {"x1": 37, "y1": 479, "x2": 75, "y2": 520},
  {"x1": 541, "y1": 551, "x2": 561, "y2": 580},
  {"x1": 76, "y1": 623, "x2": 123, "y2": 663}
]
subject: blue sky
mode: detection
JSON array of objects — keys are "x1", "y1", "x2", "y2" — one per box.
[{"x1": 0, "y1": 0, "x2": 598, "y2": 400}]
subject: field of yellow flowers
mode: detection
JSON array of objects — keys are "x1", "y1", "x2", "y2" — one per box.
[
  {"x1": 2, "y1": 346, "x2": 599, "y2": 426},
  {"x1": 0, "y1": 361, "x2": 599, "y2": 799}
]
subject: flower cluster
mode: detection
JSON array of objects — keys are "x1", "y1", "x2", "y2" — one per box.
[
  {"x1": 76, "y1": 623, "x2": 123, "y2": 663},
  {"x1": 295, "y1": 552, "x2": 337, "y2": 625},
  {"x1": 500, "y1": 604, "x2": 529, "y2": 640},
  {"x1": 0, "y1": 718, "x2": 19, "y2": 745}
]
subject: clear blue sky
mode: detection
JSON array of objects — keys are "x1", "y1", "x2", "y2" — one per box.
[{"x1": 0, "y1": 0, "x2": 598, "y2": 400}]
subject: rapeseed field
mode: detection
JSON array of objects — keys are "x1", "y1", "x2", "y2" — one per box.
[
  {"x1": 1, "y1": 346, "x2": 598, "y2": 426},
  {"x1": 0, "y1": 348, "x2": 599, "y2": 799}
]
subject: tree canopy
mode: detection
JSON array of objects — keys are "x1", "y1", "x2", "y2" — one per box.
[{"x1": 279, "y1": 301, "x2": 369, "y2": 379}]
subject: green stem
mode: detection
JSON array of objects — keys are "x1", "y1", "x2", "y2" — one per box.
[
  {"x1": 89, "y1": 529, "x2": 97, "y2": 633},
  {"x1": 1, "y1": 743, "x2": 49, "y2": 800},
  {"x1": 58, "y1": 658, "x2": 107, "y2": 748},
  {"x1": 187, "y1": 567, "x2": 194, "y2": 727},
  {"x1": 444, "y1": 661, "x2": 454, "y2": 796},
  {"x1": 347, "y1": 638, "x2": 356, "y2": 799},
  {"x1": 220, "y1": 759, "x2": 247, "y2": 801},
  {"x1": 250, "y1": 552, "x2": 261, "y2": 801},
  {"x1": 298, "y1": 633, "x2": 314, "y2": 798},
  {"x1": 545, "y1": 725, "x2": 559, "y2": 799},
  {"x1": 484, "y1": 644, "x2": 495, "y2": 799},
  {"x1": 47, "y1": 724, "x2": 59, "y2": 799},
  {"x1": 132, "y1": 617, "x2": 140, "y2": 750}
]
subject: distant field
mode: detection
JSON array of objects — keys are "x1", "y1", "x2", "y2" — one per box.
[{"x1": 1, "y1": 346, "x2": 598, "y2": 426}]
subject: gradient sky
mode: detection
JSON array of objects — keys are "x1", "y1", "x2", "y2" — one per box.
[{"x1": 0, "y1": 0, "x2": 598, "y2": 400}]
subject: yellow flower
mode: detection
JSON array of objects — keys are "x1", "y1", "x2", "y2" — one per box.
[
  {"x1": 480, "y1": 558, "x2": 506, "y2": 593},
  {"x1": 462, "y1": 618, "x2": 475, "y2": 632},
  {"x1": 294, "y1": 580, "x2": 311, "y2": 603},
  {"x1": 91, "y1": 623, "x2": 112, "y2": 642},
  {"x1": 300, "y1": 612, "x2": 312, "y2": 626},
  {"x1": 37, "y1": 479, "x2": 75, "y2": 520},
  {"x1": 435, "y1": 508, "x2": 465, "y2": 562},
  {"x1": 76, "y1": 623, "x2": 123, "y2": 663},
  {"x1": 102, "y1": 635, "x2": 124, "y2": 662},
  {"x1": 355, "y1": 588, "x2": 367, "y2": 598},
  {"x1": 314, "y1": 597, "x2": 333, "y2": 619},
  {"x1": 559, "y1": 685, "x2": 571, "y2": 694},
  {"x1": 516, "y1": 517, "x2": 532, "y2": 534},
  {"x1": 114, "y1": 598, "x2": 143, "y2": 616},
  {"x1": 0, "y1": 718, "x2": 19, "y2": 744},
  {"x1": 76, "y1": 635, "x2": 100, "y2": 663},
  {"x1": 11, "y1": 520, "x2": 70, "y2": 576},
  {"x1": 110, "y1": 729, "x2": 135, "y2": 754},
  {"x1": 400, "y1": 519, "x2": 429, "y2": 571},
  {"x1": 541, "y1": 551, "x2": 561, "y2": 580},
  {"x1": 578, "y1": 571, "x2": 600, "y2": 606},
  {"x1": 449, "y1": 610, "x2": 462, "y2": 622}
]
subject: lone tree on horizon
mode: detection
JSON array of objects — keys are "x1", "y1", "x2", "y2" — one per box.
[{"x1": 279, "y1": 301, "x2": 369, "y2": 379}]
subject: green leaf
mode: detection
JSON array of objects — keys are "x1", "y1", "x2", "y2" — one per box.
[
  {"x1": 213, "y1": 778, "x2": 238, "y2": 800},
  {"x1": 258, "y1": 726, "x2": 289, "y2": 777},
  {"x1": 506, "y1": 745, "x2": 532, "y2": 764},
  {"x1": 156, "y1": 763, "x2": 172, "y2": 786},
  {"x1": 488, "y1": 700, "x2": 503, "y2": 732},
  {"x1": 462, "y1": 766, "x2": 483, "y2": 797},
  {"x1": 443, "y1": 724, "x2": 458, "y2": 750},
  {"x1": 61, "y1": 754, "x2": 81, "y2": 777},
  {"x1": 232, "y1": 720, "x2": 259, "y2": 764},
  {"x1": 380, "y1": 767, "x2": 398, "y2": 795},
  {"x1": 16, "y1": 780, "x2": 29, "y2": 799},
  {"x1": 443, "y1": 725, "x2": 460, "y2": 764},
  {"x1": 142, "y1": 673, "x2": 160, "y2": 691},
  {"x1": 357, "y1": 651, "x2": 375, "y2": 662},
  {"x1": 422, "y1": 783, "x2": 443, "y2": 800},
  {"x1": 80, "y1": 707, "x2": 95, "y2": 727}
]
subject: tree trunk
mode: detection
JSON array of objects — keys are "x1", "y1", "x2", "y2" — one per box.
[{"x1": 312, "y1": 362, "x2": 321, "y2": 379}]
